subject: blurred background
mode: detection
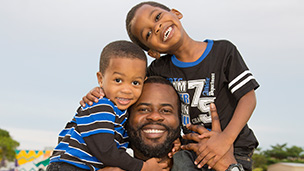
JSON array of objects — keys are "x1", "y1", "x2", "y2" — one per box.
[{"x1": 1, "y1": 0, "x2": 303, "y2": 152}]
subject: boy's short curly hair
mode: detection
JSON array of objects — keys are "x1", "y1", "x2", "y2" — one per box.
[
  {"x1": 126, "y1": 1, "x2": 170, "y2": 51},
  {"x1": 99, "y1": 40, "x2": 147, "y2": 75}
]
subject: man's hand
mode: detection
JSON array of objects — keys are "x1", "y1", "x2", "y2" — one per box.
[
  {"x1": 80, "y1": 87, "x2": 104, "y2": 107},
  {"x1": 181, "y1": 103, "x2": 237, "y2": 170}
]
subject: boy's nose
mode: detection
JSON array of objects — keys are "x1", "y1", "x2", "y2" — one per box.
[
  {"x1": 155, "y1": 23, "x2": 162, "y2": 34},
  {"x1": 121, "y1": 85, "x2": 132, "y2": 94}
]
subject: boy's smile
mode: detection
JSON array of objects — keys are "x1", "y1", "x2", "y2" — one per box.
[{"x1": 130, "y1": 4, "x2": 184, "y2": 53}]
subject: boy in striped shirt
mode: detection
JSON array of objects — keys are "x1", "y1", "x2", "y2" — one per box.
[{"x1": 47, "y1": 40, "x2": 165, "y2": 171}]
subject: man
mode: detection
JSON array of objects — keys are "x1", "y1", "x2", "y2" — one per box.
[{"x1": 94, "y1": 76, "x2": 243, "y2": 171}]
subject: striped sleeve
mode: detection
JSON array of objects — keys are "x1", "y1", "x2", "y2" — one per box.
[
  {"x1": 225, "y1": 42, "x2": 259, "y2": 100},
  {"x1": 75, "y1": 101, "x2": 116, "y2": 138}
]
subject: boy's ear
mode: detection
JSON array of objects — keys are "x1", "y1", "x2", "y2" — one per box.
[
  {"x1": 148, "y1": 49, "x2": 161, "y2": 59},
  {"x1": 96, "y1": 72, "x2": 103, "y2": 87},
  {"x1": 171, "y1": 8, "x2": 183, "y2": 19}
]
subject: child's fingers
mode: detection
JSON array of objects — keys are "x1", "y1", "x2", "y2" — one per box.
[
  {"x1": 181, "y1": 143, "x2": 198, "y2": 151},
  {"x1": 210, "y1": 103, "x2": 221, "y2": 132},
  {"x1": 80, "y1": 99, "x2": 86, "y2": 107},
  {"x1": 194, "y1": 148, "x2": 209, "y2": 167},
  {"x1": 182, "y1": 132, "x2": 200, "y2": 142},
  {"x1": 207, "y1": 155, "x2": 220, "y2": 169},
  {"x1": 197, "y1": 152, "x2": 215, "y2": 168},
  {"x1": 198, "y1": 132, "x2": 213, "y2": 139},
  {"x1": 186, "y1": 124, "x2": 209, "y2": 135}
]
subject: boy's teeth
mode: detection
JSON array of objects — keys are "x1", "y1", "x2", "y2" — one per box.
[{"x1": 163, "y1": 27, "x2": 172, "y2": 41}]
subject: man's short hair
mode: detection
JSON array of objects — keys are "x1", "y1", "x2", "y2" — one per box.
[
  {"x1": 99, "y1": 40, "x2": 147, "y2": 75},
  {"x1": 126, "y1": 1, "x2": 170, "y2": 51}
]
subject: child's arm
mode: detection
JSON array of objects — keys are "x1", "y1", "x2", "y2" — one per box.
[
  {"x1": 195, "y1": 90, "x2": 256, "y2": 168},
  {"x1": 80, "y1": 87, "x2": 104, "y2": 107}
]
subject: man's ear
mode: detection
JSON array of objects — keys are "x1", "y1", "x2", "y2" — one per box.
[
  {"x1": 171, "y1": 8, "x2": 183, "y2": 19},
  {"x1": 96, "y1": 72, "x2": 103, "y2": 87},
  {"x1": 148, "y1": 49, "x2": 161, "y2": 59}
]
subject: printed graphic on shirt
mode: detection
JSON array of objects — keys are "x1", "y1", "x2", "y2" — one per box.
[{"x1": 170, "y1": 73, "x2": 216, "y2": 127}]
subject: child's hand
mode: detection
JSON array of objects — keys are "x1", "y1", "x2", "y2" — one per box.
[
  {"x1": 142, "y1": 158, "x2": 168, "y2": 171},
  {"x1": 182, "y1": 103, "x2": 230, "y2": 169},
  {"x1": 80, "y1": 87, "x2": 104, "y2": 107},
  {"x1": 195, "y1": 129, "x2": 231, "y2": 168},
  {"x1": 168, "y1": 138, "x2": 181, "y2": 158},
  {"x1": 193, "y1": 103, "x2": 232, "y2": 168}
]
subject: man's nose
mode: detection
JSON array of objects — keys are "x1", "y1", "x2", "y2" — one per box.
[
  {"x1": 154, "y1": 23, "x2": 162, "y2": 34},
  {"x1": 146, "y1": 110, "x2": 164, "y2": 121}
]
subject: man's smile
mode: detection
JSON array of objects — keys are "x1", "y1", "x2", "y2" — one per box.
[{"x1": 141, "y1": 124, "x2": 167, "y2": 139}]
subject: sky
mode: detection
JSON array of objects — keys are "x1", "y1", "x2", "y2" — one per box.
[{"x1": 1, "y1": 0, "x2": 303, "y2": 151}]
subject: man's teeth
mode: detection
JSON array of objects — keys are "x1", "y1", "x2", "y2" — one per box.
[
  {"x1": 163, "y1": 27, "x2": 172, "y2": 41},
  {"x1": 143, "y1": 129, "x2": 164, "y2": 133}
]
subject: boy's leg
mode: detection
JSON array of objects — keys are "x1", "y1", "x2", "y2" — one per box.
[
  {"x1": 172, "y1": 150, "x2": 214, "y2": 171},
  {"x1": 234, "y1": 147, "x2": 254, "y2": 171},
  {"x1": 46, "y1": 162, "x2": 88, "y2": 171}
]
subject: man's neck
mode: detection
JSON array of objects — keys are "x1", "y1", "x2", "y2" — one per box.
[{"x1": 133, "y1": 148, "x2": 169, "y2": 162}]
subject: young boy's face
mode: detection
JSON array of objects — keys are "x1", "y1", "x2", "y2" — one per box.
[
  {"x1": 97, "y1": 57, "x2": 146, "y2": 110},
  {"x1": 130, "y1": 4, "x2": 183, "y2": 53}
]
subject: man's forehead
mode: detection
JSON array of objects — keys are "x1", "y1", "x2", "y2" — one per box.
[{"x1": 136, "y1": 83, "x2": 178, "y2": 105}]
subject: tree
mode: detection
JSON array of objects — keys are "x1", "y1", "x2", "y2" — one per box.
[
  {"x1": 286, "y1": 145, "x2": 304, "y2": 158},
  {"x1": 252, "y1": 148, "x2": 268, "y2": 171},
  {"x1": 0, "y1": 128, "x2": 19, "y2": 164},
  {"x1": 264, "y1": 143, "x2": 288, "y2": 160}
]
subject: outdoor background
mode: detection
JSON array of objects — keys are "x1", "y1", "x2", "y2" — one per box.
[{"x1": 1, "y1": 0, "x2": 303, "y2": 151}]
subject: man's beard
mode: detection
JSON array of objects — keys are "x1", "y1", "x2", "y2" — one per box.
[{"x1": 127, "y1": 122, "x2": 180, "y2": 159}]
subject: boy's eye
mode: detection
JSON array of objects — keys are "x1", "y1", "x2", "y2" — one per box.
[
  {"x1": 155, "y1": 12, "x2": 161, "y2": 22},
  {"x1": 146, "y1": 31, "x2": 151, "y2": 40},
  {"x1": 115, "y1": 78, "x2": 122, "y2": 83},
  {"x1": 132, "y1": 81, "x2": 140, "y2": 86}
]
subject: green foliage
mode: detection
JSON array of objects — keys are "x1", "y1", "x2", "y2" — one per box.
[
  {"x1": 252, "y1": 143, "x2": 304, "y2": 171},
  {"x1": 0, "y1": 128, "x2": 19, "y2": 162}
]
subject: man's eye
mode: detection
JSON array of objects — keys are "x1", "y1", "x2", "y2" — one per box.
[
  {"x1": 138, "y1": 108, "x2": 149, "y2": 113},
  {"x1": 160, "y1": 108, "x2": 172, "y2": 114},
  {"x1": 132, "y1": 81, "x2": 140, "y2": 86},
  {"x1": 155, "y1": 12, "x2": 161, "y2": 22},
  {"x1": 146, "y1": 31, "x2": 151, "y2": 40},
  {"x1": 115, "y1": 78, "x2": 122, "y2": 83}
]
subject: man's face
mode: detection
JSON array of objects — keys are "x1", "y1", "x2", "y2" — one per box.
[{"x1": 127, "y1": 82, "x2": 180, "y2": 159}]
